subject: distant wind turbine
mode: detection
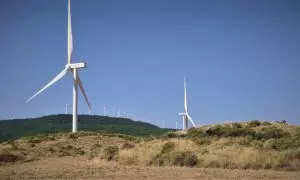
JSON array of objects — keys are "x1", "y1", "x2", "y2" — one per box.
[
  {"x1": 104, "y1": 105, "x2": 106, "y2": 116},
  {"x1": 178, "y1": 77, "x2": 196, "y2": 130},
  {"x1": 65, "y1": 104, "x2": 68, "y2": 114},
  {"x1": 26, "y1": 0, "x2": 91, "y2": 133},
  {"x1": 117, "y1": 109, "x2": 120, "y2": 117}
]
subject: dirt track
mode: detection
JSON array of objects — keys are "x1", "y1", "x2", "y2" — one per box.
[{"x1": 1, "y1": 157, "x2": 299, "y2": 180}]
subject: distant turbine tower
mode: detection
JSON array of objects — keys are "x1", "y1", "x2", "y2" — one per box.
[
  {"x1": 104, "y1": 105, "x2": 106, "y2": 116},
  {"x1": 117, "y1": 109, "x2": 120, "y2": 117},
  {"x1": 178, "y1": 77, "x2": 196, "y2": 130},
  {"x1": 65, "y1": 104, "x2": 68, "y2": 114},
  {"x1": 176, "y1": 121, "x2": 178, "y2": 129},
  {"x1": 26, "y1": 0, "x2": 91, "y2": 133}
]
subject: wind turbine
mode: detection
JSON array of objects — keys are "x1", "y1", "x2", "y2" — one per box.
[
  {"x1": 26, "y1": 0, "x2": 91, "y2": 133},
  {"x1": 178, "y1": 77, "x2": 196, "y2": 130},
  {"x1": 65, "y1": 104, "x2": 68, "y2": 114},
  {"x1": 104, "y1": 105, "x2": 107, "y2": 116},
  {"x1": 117, "y1": 109, "x2": 120, "y2": 117}
]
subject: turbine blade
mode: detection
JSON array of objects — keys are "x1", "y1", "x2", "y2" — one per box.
[
  {"x1": 26, "y1": 67, "x2": 69, "y2": 103},
  {"x1": 67, "y1": 0, "x2": 73, "y2": 64},
  {"x1": 76, "y1": 75, "x2": 91, "y2": 111},
  {"x1": 187, "y1": 113, "x2": 196, "y2": 127},
  {"x1": 184, "y1": 77, "x2": 188, "y2": 112}
]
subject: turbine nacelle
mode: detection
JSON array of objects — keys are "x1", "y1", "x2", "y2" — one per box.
[
  {"x1": 178, "y1": 112, "x2": 187, "y2": 116},
  {"x1": 66, "y1": 62, "x2": 86, "y2": 69}
]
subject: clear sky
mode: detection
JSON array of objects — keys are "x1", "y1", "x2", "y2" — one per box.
[{"x1": 0, "y1": 0, "x2": 299, "y2": 127}]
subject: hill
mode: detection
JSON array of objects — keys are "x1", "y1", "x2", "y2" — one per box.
[
  {"x1": 0, "y1": 120, "x2": 300, "y2": 179},
  {"x1": 0, "y1": 114, "x2": 171, "y2": 142}
]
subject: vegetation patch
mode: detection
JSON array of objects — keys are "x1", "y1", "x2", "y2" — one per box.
[
  {"x1": 121, "y1": 142, "x2": 134, "y2": 149},
  {"x1": 247, "y1": 120, "x2": 261, "y2": 128},
  {"x1": 0, "y1": 149, "x2": 24, "y2": 163},
  {"x1": 102, "y1": 146, "x2": 119, "y2": 161},
  {"x1": 173, "y1": 151, "x2": 199, "y2": 167},
  {"x1": 160, "y1": 142, "x2": 175, "y2": 154}
]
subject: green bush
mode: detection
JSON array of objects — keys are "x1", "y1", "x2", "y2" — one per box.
[
  {"x1": 172, "y1": 151, "x2": 199, "y2": 167},
  {"x1": 103, "y1": 146, "x2": 119, "y2": 161},
  {"x1": 248, "y1": 120, "x2": 261, "y2": 128}
]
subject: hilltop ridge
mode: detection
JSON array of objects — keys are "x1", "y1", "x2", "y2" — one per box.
[{"x1": 0, "y1": 114, "x2": 170, "y2": 142}]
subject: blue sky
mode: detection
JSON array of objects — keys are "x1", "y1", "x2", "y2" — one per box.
[{"x1": 0, "y1": 0, "x2": 299, "y2": 127}]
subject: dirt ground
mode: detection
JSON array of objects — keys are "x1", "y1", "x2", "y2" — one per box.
[{"x1": 1, "y1": 156, "x2": 299, "y2": 180}]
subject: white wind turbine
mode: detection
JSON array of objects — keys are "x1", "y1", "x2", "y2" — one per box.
[
  {"x1": 179, "y1": 77, "x2": 196, "y2": 130},
  {"x1": 26, "y1": 0, "x2": 91, "y2": 133}
]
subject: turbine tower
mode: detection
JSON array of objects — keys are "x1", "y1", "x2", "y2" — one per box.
[
  {"x1": 178, "y1": 77, "x2": 196, "y2": 130},
  {"x1": 65, "y1": 104, "x2": 68, "y2": 114},
  {"x1": 26, "y1": 0, "x2": 91, "y2": 133},
  {"x1": 104, "y1": 105, "x2": 106, "y2": 116}
]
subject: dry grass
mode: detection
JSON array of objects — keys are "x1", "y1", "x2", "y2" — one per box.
[{"x1": 0, "y1": 126, "x2": 299, "y2": 171}]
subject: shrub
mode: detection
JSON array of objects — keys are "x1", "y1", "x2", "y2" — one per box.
[
  {"x1": 103, "y1": 146, "x2": 119, "y2": 161},
  {"x1": 238, "y1": 136, "x2": 252, "y2": 146},
  {"x1": 232, "y1": 123, "x2": 242, "y2": 128},
  {"x1": 122, "y1": 142, "x2": 134, "y2": 149},
  {"x1": 191, "y1": 137, "x2": 211, "y2": 146},
  {"x1": 262, "y1": 121, "x2": 271, "y2": 126},
  {"x1": 248, "y1": 120, "x2": 261, "y2": 128},
  {"x1": 276, "y1": 120, "x2": 287, "y2": 125},
  {"x1": 206, "y1": 125, "x2": 255, "y2": 138},
  {"x1": 91, "y1": 143, "x2": 102, "y2": 150},
  {"x1": 173, "y1": 151, "x2": 199, "y2": 167},
  {"x1": 275, "y1": 148, "x2": 300, "y2": 171},
  {"x1": 258, "y1": 127, "x2": 289, "y2": 140},
  {"x1": 187, "y1": 128, "x2": 206, "y2": 138},
  {"x1": 264, "y1": 137, "x2": 300, "y2": 151},
  {"x1": 282, "y1": 148, "x2": 300, "y2": 160},
  {"x1": 251, "y1": 140, "x2": 263, "y2": 149},
  {"x1": 0, "y1": 149, "x2": 24, "y2": 163},
  {"x1": 28, "y1": 138, "x2": 41, "y2": 144},
  {"x1": 161, "y1": 142, "x2": 175, "y2": 154},
  {"x1": 68, "y1": 133, "x2": 78, "y2": 139},
  {"x1": 164, "y1": 132, "x2": 178, "y2": 138},
  {"x1": 7, "y1": 141, "x2": 18, "y2": 150},
  {"x1": 150, "y1": 153, "x2": 167, "y2": 166}
]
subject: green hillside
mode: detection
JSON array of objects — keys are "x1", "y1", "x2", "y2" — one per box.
[{"x1": 0, "y1": 114, "x2": 171, "y2": 142}]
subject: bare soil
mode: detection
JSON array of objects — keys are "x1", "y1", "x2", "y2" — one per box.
[{"x1": 1, "y1": 156, "x2": 299, "y2": 180}]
